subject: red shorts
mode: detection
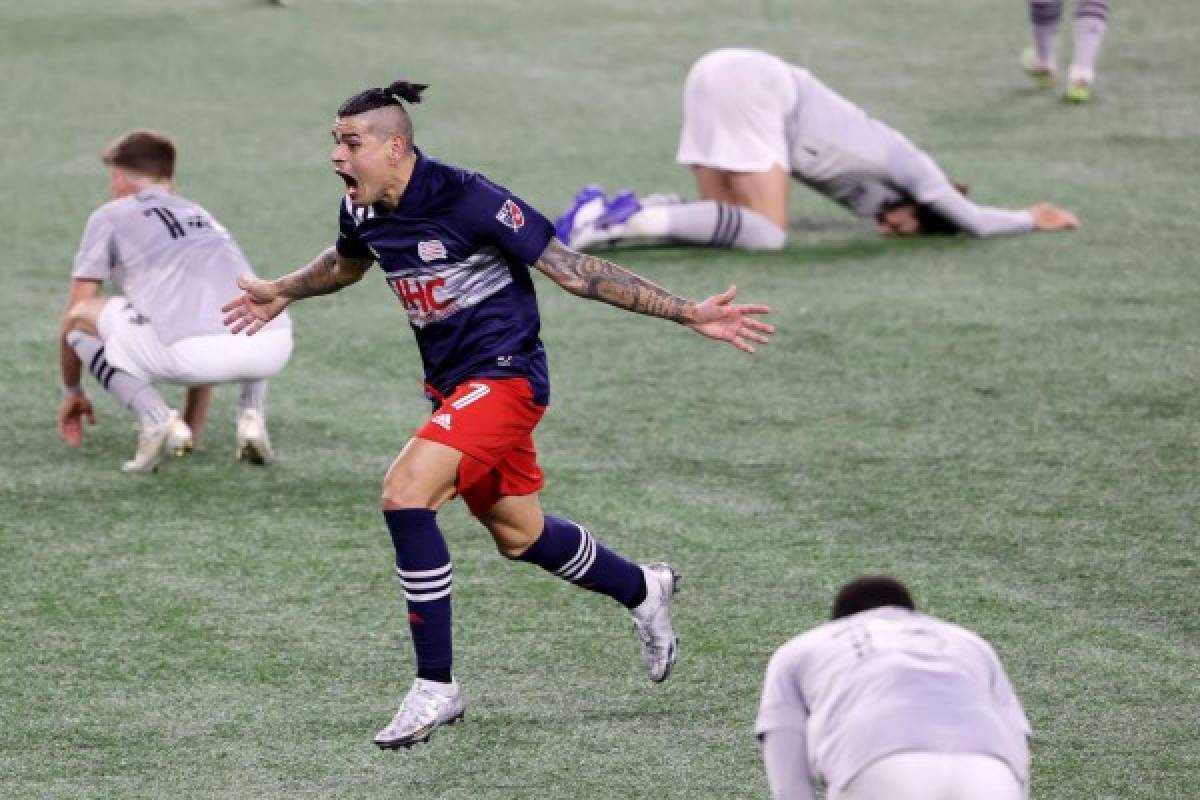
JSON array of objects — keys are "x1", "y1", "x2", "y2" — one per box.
[{"x1": 415, "y1": 377, "x2": 546, "y2": 517}]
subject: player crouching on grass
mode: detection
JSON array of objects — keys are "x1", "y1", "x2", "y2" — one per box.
[
  {"x1": 58, "y1": 130, "x2": 292, "y2": 472},
  {"x1": 222, "y1": 78, "x2": 774, "y2": 749},
  {"x1": 558, "y1": 48, "x2": 1080, "y2": 252}
]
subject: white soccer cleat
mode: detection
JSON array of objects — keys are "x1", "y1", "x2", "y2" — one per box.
[
  {"x1": 631, "y1": 562, "x2": 681, "y2": 683},
  {"x1": 374, "y1": 678, "x2": 465, "y2": 750},
  {"x1": 1020, "y1": 47, "x2": 1057, "y2": 89},
  {"x1": 122, "y1": 411, "x2": 185, "y2": 473},
  {"x1": 236, "y1": 408, "x2": 274, "y2": 465},
  {"x1": 568, "y1": 220, "x2": 623, "y2": 251}
]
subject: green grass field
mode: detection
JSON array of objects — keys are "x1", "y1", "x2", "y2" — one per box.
[{"x1": 2, "y1": 1, "x2": 1198, "y2": 797}]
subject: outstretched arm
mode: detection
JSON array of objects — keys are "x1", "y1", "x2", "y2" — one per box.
[
  {"x1": 894, "y1": 147, "x2": 1078, "y2": 237},
  {"x1": 922, "y1": 186, "x2": 1077, "y2": 237},
  {"x1": 533, "y1": 237, "x2": 774, "y2": 353},
  {"x1": 222, "y1": 246, "x2": 373, "y2": 335}
]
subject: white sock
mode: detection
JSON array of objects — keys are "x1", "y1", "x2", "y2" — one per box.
[
  {"x1": 67, "y1": 330, "x2": 171, "y2": 426},
  {"x1": 1071, "y1": 0, "x2": 1109, "y2": 79},
  {"x1": 582, "y1": 201, "x2": 785, "y2": 251},
  {"x1": 239, "y1": 379, "x2": 268, "y2": 417}
]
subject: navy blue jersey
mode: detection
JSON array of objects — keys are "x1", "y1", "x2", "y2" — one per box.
[{"x1": 336, "y1": 150, "x2": 556, "y2": 405}]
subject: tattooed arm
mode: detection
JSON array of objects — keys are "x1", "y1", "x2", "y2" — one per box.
[
  {"x1": 222, "y1": 246, "x2": 374, "y2": 335},
  {"x1": 276, "y1": 246, "x2": 372, "y2": 299},
  {"x1": 534, "y1": 237, "x2": 775, "y2": 353},
  {"x1": 534, "y1": 237, "x2": 697, "y2": 323}
]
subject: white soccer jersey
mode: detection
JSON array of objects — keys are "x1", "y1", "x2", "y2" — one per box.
[
  {"x1": 756, "y1": 607, "x2": 1031, "y2": 794},
  {"x1": 677, "y1": 49, "x2": 1034, "y2": 236},
  {"x1": 72, "y1": 187, "x2": 290, "y2": 345},
  {"x1": 787, "y1": 68, "x2": 1034, "y2": 236}
]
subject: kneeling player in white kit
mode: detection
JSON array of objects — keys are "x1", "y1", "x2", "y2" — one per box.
[
  {"x1": 58, "y1": 130, "x2": 293, "y2": 472},
  {"x1": 559, "y1": 49, "x2": 1077, "y2": 251},
  {"x1": 757, "y1": 576, "x2": 1031, "y2": 800}
]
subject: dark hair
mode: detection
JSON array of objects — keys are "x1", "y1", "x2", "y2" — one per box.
[
  {"x1": 338, "y1": 79, "x2": 427, "y2": 118},
  {"x1": 880, "y1": 183, "x2": 971, "y2": 236},
  {"x1": 831, "y1": 575, "x2": 916, "y2": 619},
  {"x1": 101, "y1": 129, "x2": 176, "y2": 180},
  {"x1": 336, "y1": 80, "x2": 426, "y2": 149}
]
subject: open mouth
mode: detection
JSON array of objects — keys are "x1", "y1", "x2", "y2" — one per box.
[{"x1": 336, "y1": 170, "x2": 359, "y2": 196}]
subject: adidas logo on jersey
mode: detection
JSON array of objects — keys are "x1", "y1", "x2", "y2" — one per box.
[{"x1": 431, "y1": 413, "x2": 452, "y2": 430}]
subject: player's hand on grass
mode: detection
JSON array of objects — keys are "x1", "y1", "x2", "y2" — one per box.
[
  {"x1": 222, "y1": 276, "x2": 291, "y2": 335},
  {"x1": 58, "y1": 392, "x2": 95, "y2": 447},
  {"x1": 1030, "y1": 203, "x2": 1079, "y2": 232},
  {"x1": 687, "y1": 285, "x2": 774, "y2": 354}
]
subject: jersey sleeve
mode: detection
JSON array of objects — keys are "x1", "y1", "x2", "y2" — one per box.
[
  {"x1": 982, "y1": 640, "x2": 1033, "y2": 738},
  {"x1": 892, "y1": 146, "x2": 1035, "y2": 237},
  {"x1": 71, "y1": 207, "x2": 117, "y2": 280},
  {"x1": 759, "y1": 726, "x2": 817, "y2": 800},
  {"x1": 459, "y1": 176, "x2": 556, "y2": 266},
  {"x1": 335, "y1": 197, "x2": 374, "y2": 260},
  {"x1": 756, "y1": 641, "x2": 817, "y2": 800},
  {"x1": 756, "y1": 641, "x2": 810, "y2": 735}
]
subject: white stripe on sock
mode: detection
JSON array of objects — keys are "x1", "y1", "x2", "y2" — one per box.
[
  {"x1": 401, "y1": 575, "x2": 452, "y2": 592},
  {"x1": 404, "y1": 586, "x2": 453, "y2": 603},
  {"x1": 558, "y1": 529, "x2": 597, "y2": 581},
  {"x1": 555, "y1": 527, "x2": 592, "y2": 578},
  {"x1": 397, "y1": 563, "x2": 452, "y2": 580}
]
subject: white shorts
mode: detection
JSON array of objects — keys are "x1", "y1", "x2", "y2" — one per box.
[
  {"x1": 97, "y1": 297, "x2": 292, "y2": 385},
  {"x1": 675, "y1": 48, "x2": 797, "y2": 173},
  {"x1": 832, "y1": 752, "x2": 1027, "y2": 800}
]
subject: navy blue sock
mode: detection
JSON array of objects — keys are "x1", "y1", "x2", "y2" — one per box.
[
  {"x1": 383, "y1": 509, "x2": 453, "y2": 683},
  {"x1": 518, "y1": 515, "x2": 647, "y2": 609}
]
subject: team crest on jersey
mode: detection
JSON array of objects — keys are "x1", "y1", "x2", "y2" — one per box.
[
  {"x1": 495, "y1": 198, "x2": 525, "y2": 232},
  {"x1": 417, "y1": 239, "x2": 448, "y2": 262}
]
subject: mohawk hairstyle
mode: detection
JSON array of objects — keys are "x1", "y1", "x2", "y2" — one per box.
[
  {"x1": 831, "y1": 575, "x2": 916, "y2": 619},
  {"x1": 337, "y1": 79, "x2": 427, "y2": 116},
  {"x1": 336, "y1": 80, "x2": 427, "y2": 149}
]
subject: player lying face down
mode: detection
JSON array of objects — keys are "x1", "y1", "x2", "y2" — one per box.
[{"x1": 556, "y1": 48, "x2": 1078, "y2": 252}]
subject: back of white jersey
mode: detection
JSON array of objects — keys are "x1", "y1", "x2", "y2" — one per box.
[
  {"x1": 786, "y1": 68, "x2": 911, "y2": 217},
  {"x1": 72, "y1": 187, "x2": 289, "y2": 344},
  {"x1": 786, "y1": 68, "x2": 1034, "y2": 235},
  {"x1": 757, "y1": 608, "x2": 1031, "y2": 790}
]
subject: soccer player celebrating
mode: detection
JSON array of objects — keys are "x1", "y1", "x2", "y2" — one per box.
[
  {"x1": 558, "y1": 49, "x2": 1079, "y2": 252},
  {"x1": 222, "y1": 79, "x2": 774, "y2": 749},
  {"x1": 59, "y1": 130, "x2": 293, "y2": 472}
]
